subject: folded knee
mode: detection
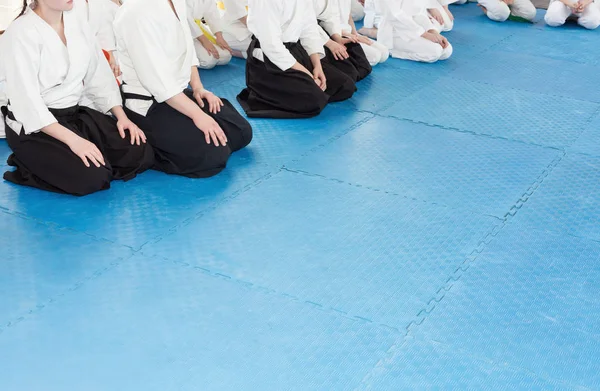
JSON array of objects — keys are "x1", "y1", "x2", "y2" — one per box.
[
  {"x1": 486, "y1": 3, "x2": 511, "y2": 21},
  {"x1": 579, "y1": 16, "x2": 600, "y2": 29},
  {"x1": 521, "y1": 6, "x2": 537, "y2": 21},
  {"x1": 68, "y1": 165, "x2": 112, "y2": 196},
  {"x1": 545, "y1": 12, "x2": 565, "y2": 26},
  {"x1": 219, "y1": 50, "x2": 233, "y2": 65},
  {"x1": 198, "y1": 54, "x2": 219, "y2": 69}
]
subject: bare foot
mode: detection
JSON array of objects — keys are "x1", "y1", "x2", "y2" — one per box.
[
  {"x1": 357, "y1": 27, "x2": 378, "y2": 39},
  {"x1": 478, "y1": 4, "x2": 488, "y2": 14}
]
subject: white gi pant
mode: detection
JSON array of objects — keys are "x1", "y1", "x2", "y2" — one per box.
[
  {"x1": 193, "y1": 38, "x2": 233, "y2": 69},
  {"x1": 545, "y1": 0, "x2": 600, "y2": 29},
  {"x1": 360, "y1": 39, "x2": 390, "y2": 65},
  {"x1": 390, "y1": 36, "x2": 453, "y2": 63},
  {"x1": 478, "y1": 0, "x2": 537, "y2": 22},
  {"x1": 221, "y1": 19, "x2": 252, "y2": 59}
]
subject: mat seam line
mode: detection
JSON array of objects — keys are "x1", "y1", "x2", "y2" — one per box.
[
  {"x1": 355, "y1": 149, "x2": 566, "y2": 390},
  {"x1": 0, "y1": 252, "x2": 136, "y2": 336},
  {"x1": 140, "y1": 251, "x2": 404, "y2": 335},
  {"x1": 281, "y1": 167, "x2": 504, "y2": 221},
  {"x1": 374, "y1": 112, "x2": 567, "y2": 151}
]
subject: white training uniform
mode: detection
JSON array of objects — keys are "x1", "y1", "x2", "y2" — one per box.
[
  {"x1": 338, "y1": 0, "x2": 389, "y2": 65},
  {"x1": 428, "y1": 0, "x2": 454, "y2": 32},
  {"x1": 363, "y1": 0, "x2": 382, "y2": 28},
  {"x1": 221, "y1": 0, "x2": 252, "y2": 57},
  {"x1": 545, "y1": 0, "x2": 600, "y2": 29},
  {"x1": 247, "y1": 0, "x2": 325, "y2": 71},
  {"x1": 477, "y1": 0, "x2": 536, "y2": 22},
  {"x1": 79, "y1": 0, "x2": 119, "y2": 52},
  {"x1": 76, "y1": 0, "x2": 121, "y2": 111},
  {"x1": 377, "y1": 0, "x2": 453, "y2": 63},
  {"x1": 351, "y1": 0, "x2": 365, "y2": 21},
  {"x1": 313, "y1": 0, "x2": 343, "y2": 45},
  {"x1": 1, "y1": 2, "x2": 121, "y2": 135},
  {"x1": 186, "y1": 0, "x2": 232, "y2": 68},
  {"x1": 115, "y1": 0, "x2": 199, "y2": 116}
]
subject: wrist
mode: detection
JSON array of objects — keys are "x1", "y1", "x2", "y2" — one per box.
[{"x1": 111, "y1": 106, "x2": 127, "y2": 122}]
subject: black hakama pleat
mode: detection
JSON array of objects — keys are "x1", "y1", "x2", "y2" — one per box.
[
  {"x1": 2, "y1": 105, "x2": 154, "y2": 196},
  {"x1": 324, "y1": 41, "x2": 372, "y2": 82},
  {"x1": 237, "y1": 38, "x2": 356, "y2": 119},
  {"x1": 124, "y1": 89, "x2": 252, "y2": 178}
]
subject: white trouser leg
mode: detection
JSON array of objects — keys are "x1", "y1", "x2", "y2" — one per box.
[
  {"x1": 455, "y1": 0, "x2": 468, "y2": 3},
  {"x1": 511, "y1": 0, "x2": 537, "y2": 20},
  {"x1": 221, "y1": 31, "x2": 252, "y2": 58},
  {"x1": 391, "y1": 36, "x2": 452, "y2": 63},
  {"x1": 194, "y1": 39, "x2": 232, "y2": 69},
  {"x1": 545, "y1": 1, "x2": 571, "y2": 26},
  {"x1": 480, "y1": 0, "x2": 536, "y2": 21},
  {"x1": 478, "y1": 0, "x2": 511, "y2": 21},
  {"x1": 578, "y1": 3, "x2": 600, "y2": 29},
  {"x1": 360, "y1": 42, "x2": 382, "y2": 66},
  {"x1": 359, "y1": 39, "x2": 390, "y2": 65},
  {"x1": 370, "y1": 40, "x2": 390, "y2": 63}
]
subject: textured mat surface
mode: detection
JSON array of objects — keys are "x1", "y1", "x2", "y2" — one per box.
[{"x1": 1, "y1": 3, "x2": 600, "y2": 390}]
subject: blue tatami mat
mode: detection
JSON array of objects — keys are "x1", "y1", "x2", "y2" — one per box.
[{"x1": 1, "y1": 3, "x2": 600, "y2": 390}]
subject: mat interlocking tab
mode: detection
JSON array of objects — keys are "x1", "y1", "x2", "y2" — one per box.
[
  {"x1": 512, "y1": 153, "x2": 600, "y2": 242},
  {"x1": 0, "y1": 254, "x2": 397, "y2": 391},
  {"x1": 288, "y1": 116, "x2": 560, "y2": 217},
  {"x1": 2, "y1": 3, "x2": 600, "y2": 390},
  {"x1": 571, "y1": 112, "x2": 600, "y2": 158},
  {"x1": 380, "y1": 77, "x2": 599, "y2": 148},
  {"x1": 375, "y1": 224, "x2": 600, "y2": 390},
  {"x1": 0, "y1": 210, "x2": 134, "y2": 334},
  {"x1": 0, "y1": 158, "x2": 275, "y2": 250},
  {"x1": 141, "y1": 170, "x2": 500, "y2": 331}
]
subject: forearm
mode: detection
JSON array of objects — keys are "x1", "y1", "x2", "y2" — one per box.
[
  {"x1": 310, "y1": 53, "x2": 322, "y2": 71},
  {"x1": 110, "y1": 106, "x2": 128, "y2": 122},
  {"x1": 166, "y1": 92, "x2": 205, "y2": 121},
  {"x1": 41, "y1": 122, "x2": 78, "y2": 145},
  {"x1": 331, "y1": 33, "x2": 344, "y2": 43},
  {"x1": 349, "y1": 17, "x2": 358, "y2": 34},
  {"x1": 189, "y1": 66, "x2": 204, "y2": 92}
]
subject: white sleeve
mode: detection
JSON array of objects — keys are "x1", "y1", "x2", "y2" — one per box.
[
  {"x1": 83, "y1": 28, "x2": 122, "y2": 114},
  {"x1": 317, "y1": 0, "x2": 343, "y2": 36},
  {"x1": 202, "y1": 0, "x2": 225, "y2": 33},
  {"x1": 222, "y1": 0, "x2": 248, "y2": 21},
  {"x1": 3, "y1": 30, "x2": 57, "y2": 134},
  {"x1": 94, "y1": 2, "x2": 117, "y2": 51},
  {"x1": 413, "y1": 8, "x2": 435, "y2": 32},
  {"x1": 121, "y1": 17, "x2": 189, "y2": 102},
  {"x1": 300, "y1": 4, "x2": 326, "y2": 57},
  {"x1": 386, "y1": 0, "x2": 426, "y2": 41},
  {"x1": 247, "y1": 0, "x2": 297, "y2": 71},
  {"x1": 186, "y1": 0, "x2": 204, "y2": 39}
]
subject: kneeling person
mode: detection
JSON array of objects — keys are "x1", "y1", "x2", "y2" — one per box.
[
  {"x1": 237, "y1": 0, "x2": 356, "y2": 119},
  {"x1": 115, "y1": 0, "x2": 252, "y2": 178}
]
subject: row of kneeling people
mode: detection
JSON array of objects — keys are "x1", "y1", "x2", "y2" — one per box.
[{"x1": 0, "y1": 0, "x2": 597, "y2": 196}]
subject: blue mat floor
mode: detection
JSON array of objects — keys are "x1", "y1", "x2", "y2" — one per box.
[{"x1": 1, "y1": 4, "x2": 600, "y2": 390}]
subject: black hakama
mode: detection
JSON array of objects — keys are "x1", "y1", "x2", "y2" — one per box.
[
  {"x1": 2, "y1": 105, "x2": 154, "y2": 196},
  {"x1": 124, "y1": 89, "x2": 252, "y2": 178},
  {"x1": 322, "y1": 41, "x2": 372, "y2": 82},
  {"x1": 237, "y1": 38, "x2": 357, "y2": 119}
]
